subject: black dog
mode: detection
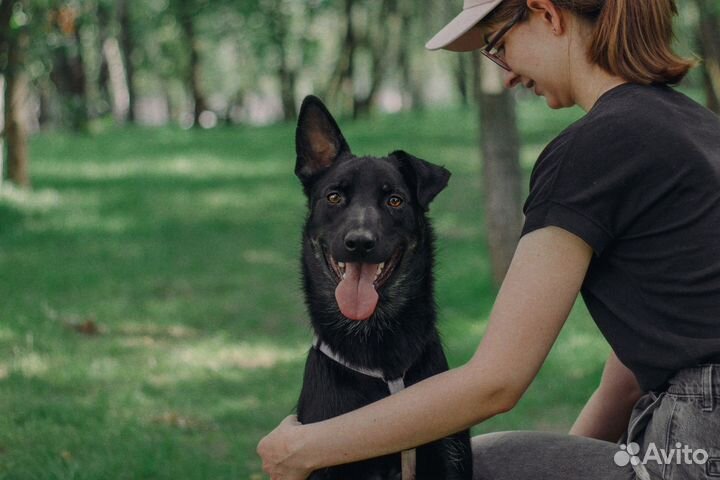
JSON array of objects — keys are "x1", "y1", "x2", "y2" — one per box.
[{"x1": 294, "y1": 96, "x2": 472, "y2": 480}]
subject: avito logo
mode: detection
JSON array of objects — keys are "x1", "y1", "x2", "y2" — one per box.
[{"x1": 614, "y1": 442, "x2": 709, "y2": 467}]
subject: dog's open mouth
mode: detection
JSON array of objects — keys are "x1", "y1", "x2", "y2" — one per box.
[{"x1": 322, "y1": 247, "x2": 403, "y2": 321}]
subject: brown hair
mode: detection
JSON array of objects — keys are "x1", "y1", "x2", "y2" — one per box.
[{"x1": 481, "y1": 0, "x2": 696, "y2": 85}]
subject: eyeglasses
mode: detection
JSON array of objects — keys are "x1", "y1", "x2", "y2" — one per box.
[{"x1": 479, "y1": 9, "x2": 527, "y2": 71}]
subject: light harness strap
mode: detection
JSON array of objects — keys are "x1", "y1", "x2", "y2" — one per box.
[{"x1": 312, "y1": 336, "x2": 416, "y2": 480}]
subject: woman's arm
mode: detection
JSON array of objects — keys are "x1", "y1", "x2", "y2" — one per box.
[
  {"x1": 257, "y1": 226, "x2": 593, "y2": 478},
  {"x1": 569, "y1": 350, "x2": 644, "y2": 441}
]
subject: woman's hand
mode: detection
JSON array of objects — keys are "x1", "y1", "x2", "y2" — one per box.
[{"x1": 256, "y1": 415, "x2": 314, "y2": 480}]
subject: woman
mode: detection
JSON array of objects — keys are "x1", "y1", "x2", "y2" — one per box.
[{"x1": 257, "y1": 0, "x2": 720, "y2": 478}]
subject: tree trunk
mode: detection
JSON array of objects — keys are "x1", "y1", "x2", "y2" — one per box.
[
  {"x1": 694, "y1": 0, "x2": 720, "y2": 113},
  {"x1": 0, "y1": 77, "x2": 4, "y2": 190},
  {"x1": 0, "y1": 0, "x2": 13, "y2": 64},
  {"x1": 397, "y1": 0, "x2": 423, "y2": 111},
  {"x1": 4, "y1": 16, "x2": 30, "y2": 187},
  {"x1": 473, "y1": 53, "x2": 522, "y2": 286},
  {"x1": 102, "y1": 37, "x2": 130, "y2": 123},
  {"x1": 50, "y1": 6, "x2": 89, "y2": 132},
  {"x1": 341, "y1": 0, "x2": 356, "y2": 117},
  {"x1": 118, "y1": 0, "x2": 136, "y2": 122},
  {"x1": 278, "y1": 62, "x2": 297, "y2": 121},
  {"x1": 324, "y1": 0, "x2": 356, "y2": 116},
  {"x1": 0, "y1": 1, "x2": 11, "y2": 188},
  {"x1": 37, "y1": 79, "x2": 55, "y2": 129},
  {"x1": 179, "y1": 14, "x2": 206, "y2": 127},
  {"x1": 455, "y1": 54, "x2": 471, "y2": 107},
  {"x1": 97, "y1": 1, "x2": 129, "y2": 123},
  {"x1": 261, "y1": 0, "x2": 296, "y2": 121},
  {"x1": 354, "y1": 0, "x2": 397, "y2": 118}
]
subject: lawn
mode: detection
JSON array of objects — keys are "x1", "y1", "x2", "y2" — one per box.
[{"x1": 0, "y1": 97, "x2": 612, "y2": 479}]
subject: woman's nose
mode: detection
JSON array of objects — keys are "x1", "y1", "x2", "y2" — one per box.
[{"x1": 503, "y1": 70, "x2": 522, "y2": 89}]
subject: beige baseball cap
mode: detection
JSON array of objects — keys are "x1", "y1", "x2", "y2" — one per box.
[{"x1": 425, "y1": 0, "x2": 504, "y2": 52}]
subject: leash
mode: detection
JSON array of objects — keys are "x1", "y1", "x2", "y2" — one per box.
[{"x1": 312, "y1": 336, "x2": 416, "y2": 480}]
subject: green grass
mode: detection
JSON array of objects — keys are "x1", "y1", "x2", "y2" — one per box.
[{"x1": 0, "y1": 97, "x2": 613, "y2": 479}]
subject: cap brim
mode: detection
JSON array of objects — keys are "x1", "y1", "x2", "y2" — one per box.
[{"x1": 425, "y1": 0, "x2": 503, "y2": 52}]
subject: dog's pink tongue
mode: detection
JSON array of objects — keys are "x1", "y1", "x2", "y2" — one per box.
[{"x1": 335, "y1": 262, "x2": 379, "y2": 321}]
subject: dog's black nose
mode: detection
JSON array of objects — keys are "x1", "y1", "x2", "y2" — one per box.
[{"x1": 344, "y1": 230, "x2": 376, "y2": 256}]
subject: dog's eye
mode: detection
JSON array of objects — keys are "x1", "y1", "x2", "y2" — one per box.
[
  {"x1": 327, "y1": 193, "x2": 342, "y2": 205},
  {"x1": 387, "y1": 195, "x2": 403, "y2": 208}
]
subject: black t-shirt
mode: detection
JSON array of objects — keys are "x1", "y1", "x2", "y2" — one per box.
[{"x1": 522, "y1": 83, "x2": 720, "y2": 391}]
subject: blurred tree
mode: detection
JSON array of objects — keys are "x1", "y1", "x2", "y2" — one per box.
[
  {"x1": 1, "y1": 0, "x2": 31, "y2": 187},
  {"x1": 169, "y1": 0, "x2": 210, "y2": 126},
  {"x1": 265, "y1": 0, "x2": 297, "y2": 120},
  {"x1": 397, "y1": 0, "x2": 425, "y2": 111},
  {"x1": 324, "y1": 0, "x2": 422, "y2": 118},
  {"x1": 353, "y1": 0, "x2": 396, "y2": 117},
  {"x1": 117, "y1": 0, "x2": 136, "y2": 122},
  {"x1": 48, "y1": 2, "x2": 90, "y2": 131},
  {"x1": 238, "y1": 0, "x2": 311, "y2": 122},
  {"x1": 473, "y1": 53, "x2": 522, "y2": 286},
  {"x1": 196, "y1": 4, "x2": 249, "y2": 124},
  {"x1": 0, "y1": 0, "x2": 703, "y2": 134},
  {"x1": 324, "y1": 0, "x2": 356, "y2": 117},
  {"x1": 22, "y1": 0, "x2": 56, "y2": 129},
  {"x1": 97, "y1": 0, "x2": 130, "y2": 123},
  {"x1": 455, "y1": 54, "x2": 473, "y2": 107},
  {"x1": 693, "y1": 0, "x2": 720, "y2": 113}
]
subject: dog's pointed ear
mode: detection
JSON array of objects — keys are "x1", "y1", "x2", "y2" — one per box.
[
  {"x1": 392, "y1": 150, "x2": 451, "y2": 211},
  {"x1": 295, "y1": 96, "x2": 350, "y2": 186}
]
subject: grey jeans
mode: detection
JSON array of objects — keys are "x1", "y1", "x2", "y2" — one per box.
[{"x1": 472, "y1": 364, "x2": 720, "y2": 480}]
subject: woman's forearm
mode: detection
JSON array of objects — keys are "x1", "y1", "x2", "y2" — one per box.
[
  {"x1": 259, "y1": 229, "x2": 594, "y2": 477},
  {"x1": 569, "y1": 385, "x2": 642, "y2": 442},
  {"x1": 290, "y1": 228, "x2": 594, "y2": 471},
  {"x1": 294, "y1": 362, "x2": 514, "y2": 470},
  {"x1": 570, "y1": 351, "x2": 644, "y2": 442}
]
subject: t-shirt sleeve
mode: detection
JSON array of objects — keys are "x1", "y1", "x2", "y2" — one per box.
[{"x1": 521, "y1": 124, "x2": 643, "y2": 256}]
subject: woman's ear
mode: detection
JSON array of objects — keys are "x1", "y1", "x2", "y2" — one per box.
[{"x1": 526, "y1": 0, "x2": 565, "y2": 35}]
